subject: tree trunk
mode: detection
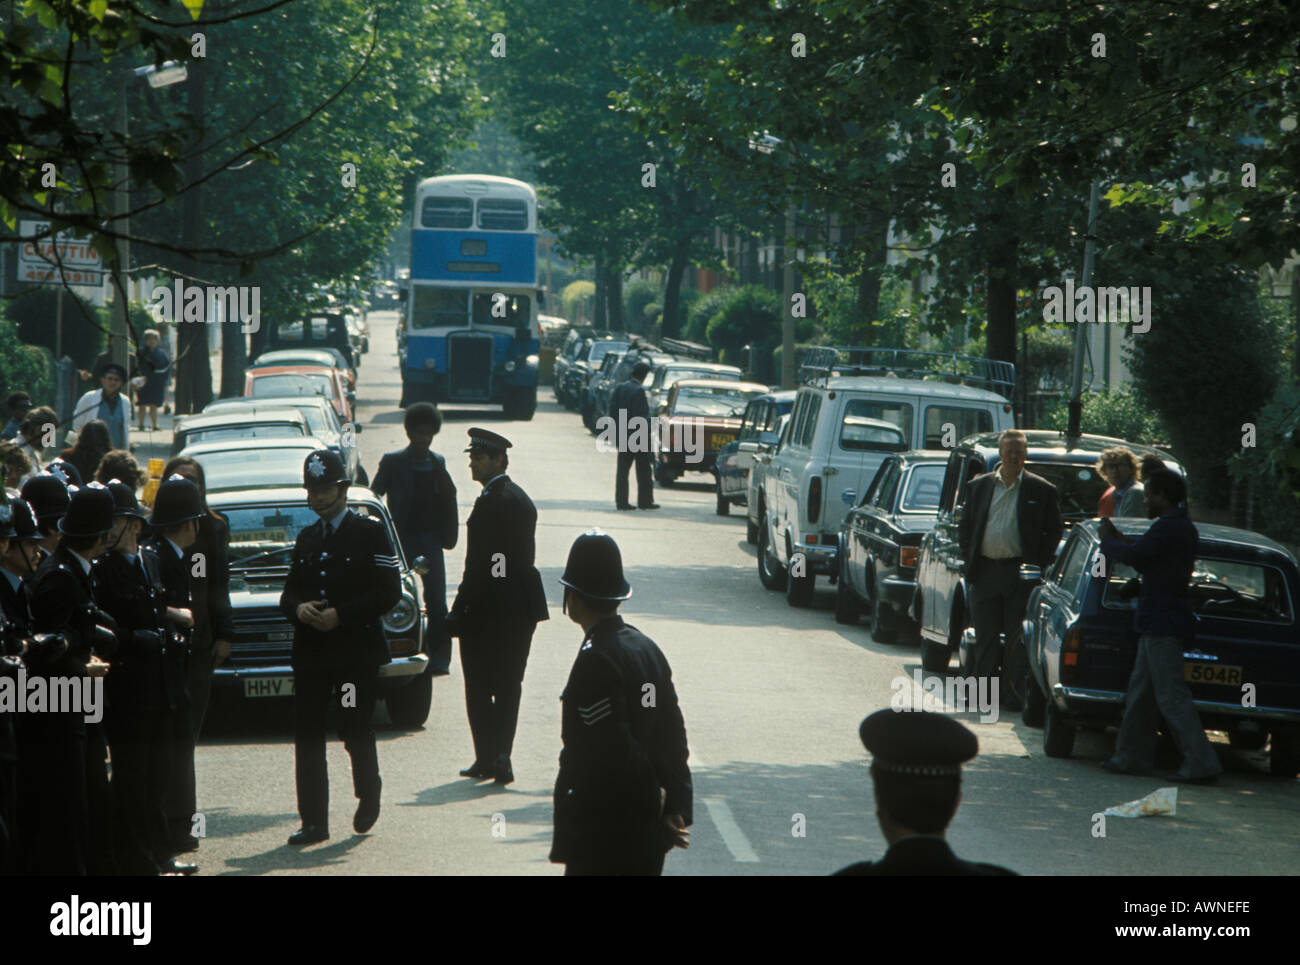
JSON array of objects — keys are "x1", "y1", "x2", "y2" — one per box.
[
  {"x1": 985, "y1": 234, "x2": 1019, "y2": 366},
  {"x1": 660, "y1": 238, "x2": 692, "y2": 340},
  {"x1": 593, "y1": 255, "x2": 607, "y2": 330},
  {"x1": 175, "y1": 57, "x2": 212, "y2": 415},
  {"x1": 606, "y1": 268, "x2": 625, "y2": 332},
  {"x1": 851, "y1": 208, "x2": 890, "y2": 345}
]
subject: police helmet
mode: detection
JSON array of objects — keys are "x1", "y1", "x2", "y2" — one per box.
[
  {"x1": 21, "y1": 473, "x2": 71, "y2": 524},
  {"x1": 303, "y1": 449, "x2": 349, "y2": 489},
  {"x1": 58, "y1": 482, "x2": 115, "y2": 537},
  {"x1": 559, "y1": 530, "x2": 632, "y2": 601},
  {"x1": 150, "y1": 475, "x2": 205, "y2": 528}
]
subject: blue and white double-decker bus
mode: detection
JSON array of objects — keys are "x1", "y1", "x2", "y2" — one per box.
[{"x1": 398, "y1": 174, "x2": 541, "y2": 419}]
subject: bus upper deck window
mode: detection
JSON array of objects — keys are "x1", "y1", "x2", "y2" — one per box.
[
  {"x1": 421, "y1": 196, "x2": 473, "y2": 228},
  {"x1": 477, "y1": 199, "x2": 528, "y2": 231}
]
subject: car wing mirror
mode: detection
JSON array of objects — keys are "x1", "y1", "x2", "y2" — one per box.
[{"x1": 412, "y1": 555, "x2": 430, "y2": 576}]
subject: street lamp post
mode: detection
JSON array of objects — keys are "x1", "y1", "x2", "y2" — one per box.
[{"x1": 748, "y1": 132, "x2": 797, "y2": 389}]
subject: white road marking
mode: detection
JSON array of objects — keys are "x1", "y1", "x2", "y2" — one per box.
[{"x1": 702, "y1": 796, "x2": 760, "y2": 863}]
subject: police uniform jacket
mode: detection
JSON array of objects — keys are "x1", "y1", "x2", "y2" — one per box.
[
  {"x1": 93, "y1": 550, "x2": 169, "y2": 711},
  {"x1": 145, "y1": 535, "x2": 196, "y2": 710},
  {"x1": 279, "y1": 509, "x2": 402, "y2": 673},
  {"x1": 833, "y1": 836, "x2": 1017, "y2": 876},
  {"x1": 0, "y1": 573, "x2": 30, "y2": 636},
  {"x1": 26, "y1": 546, "x2": 104, "y2": 676},
  {"x1": 550, "y1": 616, "x2": 692, "y2": 866},
  {"x1": 450, "y1": 475, "x2": 548, "y2": 632}
]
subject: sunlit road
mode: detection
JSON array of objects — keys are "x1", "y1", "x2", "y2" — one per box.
[{"x1": 192, "y1": 310, "x2": 1300, "y2": 875}]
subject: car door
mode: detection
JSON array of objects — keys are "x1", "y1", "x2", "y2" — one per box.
[
  {"x1": 918, "y1": 451, "x2": 970, "y2": 641},
  {"x1": 852, "y1": 459, "x2": 896, "y2": 599},
  {"x1": 724, "y1": 400, "x2": 766, "y2": 499}
]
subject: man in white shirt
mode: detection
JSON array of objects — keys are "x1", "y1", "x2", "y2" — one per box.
[{"x1": 72, "y1": 365, "x2": 132, "y2": 451}]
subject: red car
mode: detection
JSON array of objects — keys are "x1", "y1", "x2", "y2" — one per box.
[
  {"x1": 244, "y1": 365, "x2": 354, "y2": 424},
  {"x1": 653, "y1": 378, "x2": 768, "y2": 486}
]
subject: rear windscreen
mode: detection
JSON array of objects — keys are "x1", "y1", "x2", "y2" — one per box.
[{"x1": 1102, "y1": 554, "x2": 1294, "y2": 624}]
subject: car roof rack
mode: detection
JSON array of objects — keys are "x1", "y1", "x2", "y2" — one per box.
[
  {"x1": 660, "y1": 337, "x2": 714, "y2": 362},
  {"x1": 798, "y1": 346, "x2": 1015, "y2": 399}
]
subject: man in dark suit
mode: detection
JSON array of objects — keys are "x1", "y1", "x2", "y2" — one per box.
[
  {"x1": 834, "y1": 710, "x2": 1016, "y2": 876},
  {"x1": 446, "y1": 428, "x2": 549, "y2": 784},
  {"x1": 550, "y1": 531, "x2": 691, "y2": 875},
  {"x1": 958, "y1": 429, "x2": 1063, "y2": 687},
  {"x1": 370, "y1": 402, "x2": 457, "y2": 675},
  {"x1": 281, "y1": 449, "x2": 401, "y2": 845},
  {"x1": 610, "y1": 361, "x2": 658, "y2": 511}
]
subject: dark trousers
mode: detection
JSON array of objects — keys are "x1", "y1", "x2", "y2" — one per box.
[
  {"x1": 187, "y1": 644, "x2": 216, "y2": 740},
  {"x1": 294, "y1": 667, "x2": 380, "y2": 828},
  {"x1": 1110, "y1": 635, "x2": 1223, "y2": 778},
  {"x1": 163, "y1": 701, "x2": 195, "y2": 847},
  {"x1": 403, "y1": 531, "x2": 451, "y2": 674},
  {"x1": 565, "y1": 850, "x2": 666, "y2": 876},
  {"x1": 460, "y1": 622, "x2": 534, "y2": 764},
  {"x1": 85, "y1": 719, "x2": 117, "y2": 875},
  {"x1": 16, "y1": 709, "x2": 88, "y2": 875},
  {"x1": 107, "y1": 702, "x2": 172, "y2": 875},
  {"x1": 0, "y1": 751, "x2": 16, "y2": 875},
  {"x1": 616, "y1": 449, "x2": 654, "y2": 508},
  {"x1": 967, "y1": 558, "x2": 1031, "y2": 681}
]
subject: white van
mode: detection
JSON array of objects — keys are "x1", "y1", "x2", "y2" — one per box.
[{"x1": 755, "y1": 347, "x2": 1015, "y2": 607}]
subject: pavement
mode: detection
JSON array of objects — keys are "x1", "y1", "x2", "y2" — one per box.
[{"x1": 184, "y1": 310, "x2": 1300, "y2": 876}]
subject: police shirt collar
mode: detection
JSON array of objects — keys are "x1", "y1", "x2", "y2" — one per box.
[
  {"x1": 480, "y1": 473, "x2": 508, "y2": 496},
  {"x1": 323, "y1": 505, "x2": 350, "y2": 532},
  {"x1": 582, "y1": 614, "x2": 626, "y2": 645},
  {"x1": 70, "y1": 549, "x2": 94, "y2": 574},
  {"x1": 0, "y1": 567, "x2": 20, "y2": 591},
  {"x1": 165, "y1": 536, "x2": 185, "y2": 560}
]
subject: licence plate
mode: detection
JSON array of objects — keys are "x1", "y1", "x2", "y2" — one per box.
[
  {"x1": 1184, "y1": 662, "x2": 1242, "y2": 686},
  {"x1": 711, "y1": 433, "x2": 735, "y2": 450},
  {"x1": 244, "y1": 676, "x2": 295, "y2": 698}
]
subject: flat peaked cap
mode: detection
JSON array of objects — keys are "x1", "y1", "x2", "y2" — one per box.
[
  {"x1": 859, "y1": 709, "x2": 978, "y2": 777},
  {"x1": 465, "y1": 427, "x2": 512, "y2": 453}
]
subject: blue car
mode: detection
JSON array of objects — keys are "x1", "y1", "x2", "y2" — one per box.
[
  {"x1": 715, "y1": 390, "x2": 795, "y2": 526},
  {"x1": 1020, "y1": 518, "x2": 1300, "y2": 777}
]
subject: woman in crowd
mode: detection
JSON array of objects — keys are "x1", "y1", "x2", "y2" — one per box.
[{"x1": 59, "y1": 419, "x2": 112, "y2": 484}]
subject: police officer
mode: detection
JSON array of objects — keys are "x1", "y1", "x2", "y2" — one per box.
[
  {"x1": 550, "y1": 531, "x2": 691, "y2": 876},
  {"x1": 833, "y1": 710, "x2": 1016, "y2": 875},
  {"x1": 280, "y1": 449, "x2": 401, "y2": 845},
  {"x1": 446, "y1": 428, "x2": 548, "y2": 784},
  {"x1": 0, "y1": 497, "x2": 42, "y2": 620},
  {"x1": 96, "y1": 480, "x2": 192, "y2": 875},
  {"x1": 21, "y1": 471, "x2": 71, "y2": 563},
  {"x1": 146, "y1": 475, "x2": 205, "y2": 859},
  {"x1": 23, "y1": 483, "x2": 119, "y2": 875}
]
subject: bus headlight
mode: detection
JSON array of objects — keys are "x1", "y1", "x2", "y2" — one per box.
[
  {"x1": 424, "y1": 358, "x2": 437, "y2": 370},
  {"x1": 526, "y1": 354, "x2": 539, "y2": 366},
  {"x1": 382, "y1": 595, "x2": 418, "y2": 633},
  {"x1": 505, "y1": 360, "x2": 517, "y2": 372}
]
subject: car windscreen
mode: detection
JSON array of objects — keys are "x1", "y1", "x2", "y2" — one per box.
[
  {"x1": 224, "y1": 502, "x2": 399, "y2": 569},
  {"x1": 1102, "y1": 554, "x2": 1294, "y2": 624},
  {"x1": 588, "y1": 342, "x2": 629, "y2": 365},
  {"x1": 193, "y1": 448, "x2": 314, "y2": 492},
  {"x1": 664, "y1": 367, "x2": 738, "y2": 386},
  {"x1": 187, "y1": 424, "x2": 306, "y2": 446},
  {"x1": 671, "y1": 386, "x2": 762, "y2": 417},
  {"x1": 899, "y1": 464, "x2": 946, "y2": 513},
  {"x1": 250, "y1": 374, "x2": 333, "y2": 399},
  {"x1": 1017, "y1": 462, "x2": 1108, "y2": 518}
]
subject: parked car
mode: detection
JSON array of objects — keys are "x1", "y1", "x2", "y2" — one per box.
[
  {"x1": 910, "y1": 430, "x2": 1183, "y2": 677},
  {"x1": 252, "y1": 347, "x2": 356, "y2": 389},
  {"x1": 715, "y1": 390, "x2": 796, "y2": 522},
  {"x1": 552, "y1": 327, "x2": 595, "y2": 407},
  {"x1": 756, "y1": 346, "x2": 1014, "y2": 609},
  {"x1": 582, "y1": 349, "x2": 626, "y2": 430},
  {"x1": 264, "y1": 311, "x2": 360, "y2": 369},
  {"x1": 179, "y1": 438, "x2": 331, "y2": 493},
  {"x1": 171, "y1": 407, "x2": 310, "y2": 456},
  {"x1": 210, "y1": 485, "x2": 434, "y2": 727},
  {"x1": 560, "y1": 335, "x2": 629, "y2": 412},
  {"x1": 646, "y1": 360, "x2": 743, "y2": 415},
  {"x1": 1019, "y1": 518, "x2": 1300, "y2": 777},
  {"x1": 590, "y1": 347, "x2": 676, "y2": 430},
  {"x1": 202, "y1": 396, "x2": 364, "y2": 484},
  {"x1": 835, "y1": 451, "x2": 948, "y2": 642},
  {"x1": 245, "y1": 365, "x2": 354, "y2": 424},
  {"x1": 652, "y1": 379, "x2": 768, "y2": 486},
  {"x1": 748, "y1": 411, "x2": 793, "y2": 545},
  {"x1": 344, "y1": 309, "x2": 368, "y2": 359}
]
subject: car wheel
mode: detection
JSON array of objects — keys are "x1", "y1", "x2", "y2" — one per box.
[
  {"x1": 757, "y1": 514, "x2": 787, "y2": 591},
  {"x1": 785, "y1": 543, "x2": 815, "y2": 607},
  {"x1": 920, "y1": 638, "x2": 951, "y2": 672},
  {"x1": 745, "y1": 516, "x2": 759, "y2": 545},
  {"x1": 715, "y1": 478, "x2": 729, "y2": 516},
  {"x1": 1227, "y1": 727, "x2": 1268, "y2": 752},
  {"x1": 1022, "y1": 672, "x2": 1046, "y2": 728},
  {"x1": 834, "y1": 563, "x2": 861, "y2": 625},
  {"x1": 655, "y1": 459, "x2": 676, "y2": 487},
  {"x1": 386, "y1": 673, "x2": 433, "y2": 729},
  {"x1": 1043, "y1": 698, "x2": 1076, "y2": 758},
  {"x1": 1268, "y1": 730, "x2": 1300, "y2": 777},
  {"x1": 869, "y1": 573, "x2": 897, "y2": 643},
  {"x1": 355, "y1": 464, "x2": 370, "y2": 487},
  {"x1": 581, "y1": 404, "x2": 596, "y2": 431}
]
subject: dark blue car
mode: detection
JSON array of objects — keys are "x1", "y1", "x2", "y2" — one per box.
[
  {"x1": 1020, "y1": 518, "x2": 1300, "y2": 777},
  {"x1": 715, "y1": 390, "x2": 795, "y2": 524}
]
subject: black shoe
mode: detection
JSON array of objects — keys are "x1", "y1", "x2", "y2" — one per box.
[
  {"x1": 287, "y1": 825, "x2": 329, "y2": 846},
  {"x1": 460, "y1": 761, "x2": 493, "y2": 779},
  {"x1": 161, "y1": 858, "x2": 198, "y2": 875},
  {"x1": 638, "y1": 503, "x2": 660, "y2": 510},
  {"x1": 354, "y1": 792, "x2": 380, "y2": 834},
  {"x1": 1100, "y1": 759, "x2": 1149, "y2": 776},
  {"x1": 616, "y1": 503, "x2": 635, "y2": 511},
  {"x1": 1168, "y1": 772, "x2": 1220, "y2": 785},
  {"x1": 494, "y1": 754, "x2": 514, "y2": 785},
  {"x1": 172, "y1": 834, "x2": 200, "y2": 854}
]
